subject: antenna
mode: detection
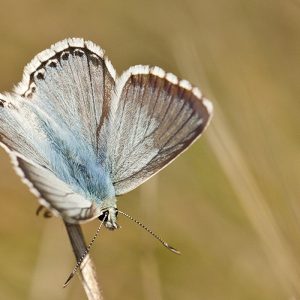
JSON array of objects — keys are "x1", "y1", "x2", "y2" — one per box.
[
  {"x1": 118, "y1": 210, "x2": 181, "y2": 255},
  {"x1": 63, "y1": 212, "x2": 107, "y2": 287}
]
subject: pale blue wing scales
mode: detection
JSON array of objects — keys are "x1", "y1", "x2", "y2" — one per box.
[
  {"x1": 14, "y1": 38, "x2": 116, "y2": 157},
  {"x1": 0, "y1": 93, "x2": 50, "y2": 166},
  {"x1": 0, "y1": 92, "x2": 95, "y2": 221},
  {"x1": 0, "y1": 39, "x2": 118, "y2": 221},
  {"x1": 12, "y1": 155, "x2": 96, "y2": 223},
  {"x1": 0, "y1": 94, "x2": 106, "y2": 222},
  {"x1": 109, "y1": 66, "x2": 213, "y2": 195}
]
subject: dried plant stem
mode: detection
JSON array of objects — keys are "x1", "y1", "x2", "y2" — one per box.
[{"x1": 64, "y1": 222, "x2": 104, "y2": 300}]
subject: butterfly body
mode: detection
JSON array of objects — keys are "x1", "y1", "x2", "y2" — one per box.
[{"x1": 0, "y1": 38, "x2": 213, "y2": 226}]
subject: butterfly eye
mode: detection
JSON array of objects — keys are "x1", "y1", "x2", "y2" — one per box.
[{"x1": 98, "y1": 210, "x2": 109, "y2": 221}]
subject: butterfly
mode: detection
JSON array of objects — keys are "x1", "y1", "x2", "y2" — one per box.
[{"x1": 0, "y1": 38, "x2": 213, "y2": 230}]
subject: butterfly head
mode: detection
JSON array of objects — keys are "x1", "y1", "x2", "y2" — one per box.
[{"x1": 98, "y1": 207, "x2": 119, "y2": 230}]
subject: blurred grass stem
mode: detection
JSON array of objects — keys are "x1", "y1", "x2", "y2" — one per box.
[{"x1": 174, "y1": 37, "x2": 300, "y2": 297}]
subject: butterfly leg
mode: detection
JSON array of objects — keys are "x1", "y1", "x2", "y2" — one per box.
[{"x1": 36, "y1": 205, "x2": 53, "y2": 218}]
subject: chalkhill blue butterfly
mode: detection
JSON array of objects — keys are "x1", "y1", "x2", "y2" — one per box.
[{"x1": 0, "y1": 38, "x2": 213, "y2": 277}]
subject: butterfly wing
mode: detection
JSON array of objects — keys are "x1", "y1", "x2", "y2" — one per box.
[
  {"x1": 12, "y1": 155, "x2": 96, "y2": 223},
  {"x1": 0, "y1": 39, "x2": 212, "y2": 219},
  {"x1": 0, "y1": 94, "x2": 97, "y2": 222},
  {"x1": 14, "y1": 38, "x2": 116, "y2": 159},
  {"x1": 108, "y1": 66, "x2": 213, "y2": 195},
  {"x1": 0, "y1": 93, "x2": 49, "y2": 166},
  {"x1": 0, "y1": 38, "x2": 118, "y2": 221}
]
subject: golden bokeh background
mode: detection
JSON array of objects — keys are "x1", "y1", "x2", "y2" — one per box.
[{"x1": 0, "y1": 0, "x2": 299, "y2": 299}]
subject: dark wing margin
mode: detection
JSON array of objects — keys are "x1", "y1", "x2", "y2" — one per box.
[{"x1": 109, "y1": 65, "x2": 213, "y2": 195}]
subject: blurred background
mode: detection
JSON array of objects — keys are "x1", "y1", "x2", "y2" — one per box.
[{"x1": 0, "y1": 0, "x2": 299, "y2": 299}]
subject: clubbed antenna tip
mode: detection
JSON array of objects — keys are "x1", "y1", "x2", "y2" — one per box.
[
  {"x1": 165, "y1": 243, "x2": 181, "y2": 255},
  {"x1": 63, "y1": 271, "x2": 75, "y2": 288},
  {"x1": 118, "y1": 210, "x2": 181, "y2": 255}
]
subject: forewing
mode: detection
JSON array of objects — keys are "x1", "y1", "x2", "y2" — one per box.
[
  {"x1": 12, "y1": 155, "x2": 96, "y2": 223},
  {"x1": 109, "y1": 66, "x2": 213, "y2": 195},
  {"x1": 14, "y1": 38, "x2": 116, "y2": 157}
]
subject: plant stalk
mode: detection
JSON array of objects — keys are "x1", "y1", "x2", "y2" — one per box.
[{"x1": 64, "y1": 222, "x2": 103, "y2": 300}]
